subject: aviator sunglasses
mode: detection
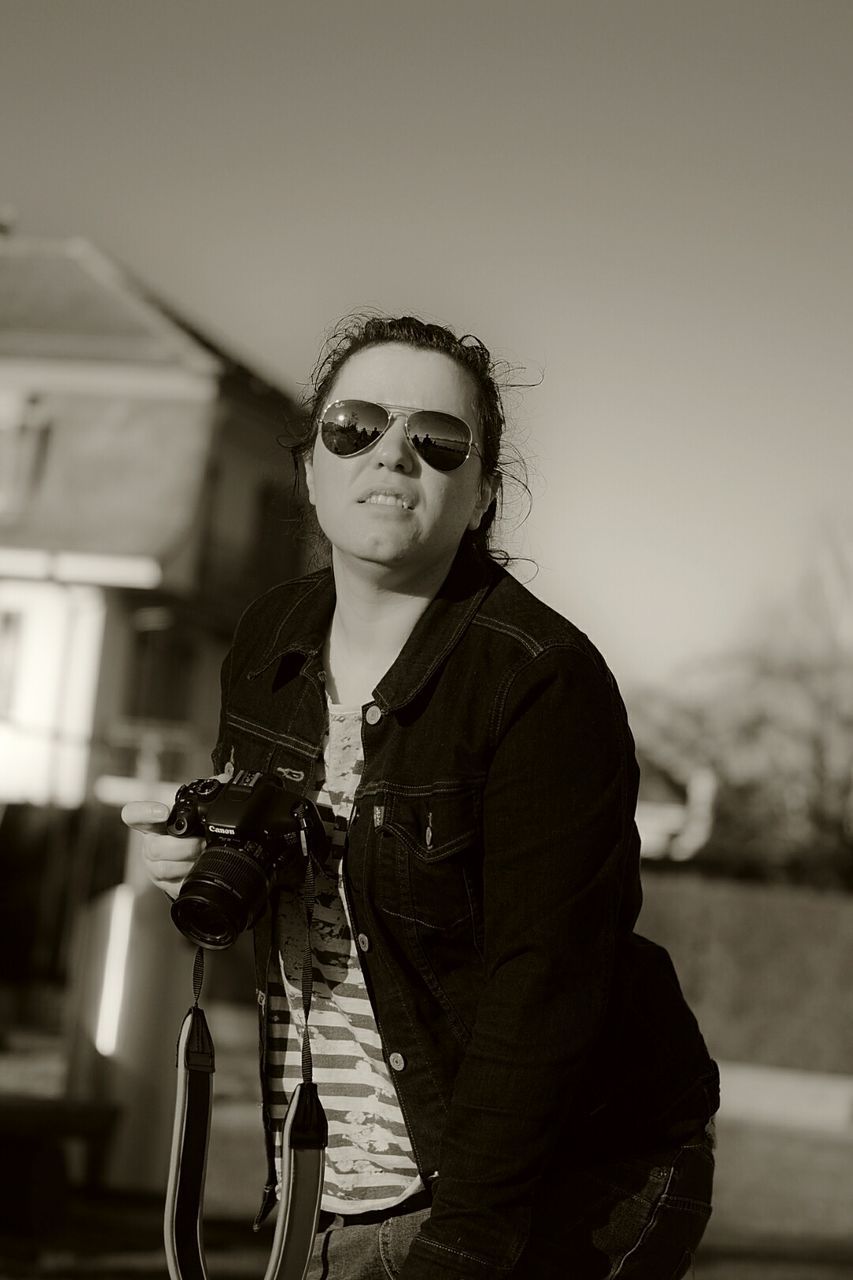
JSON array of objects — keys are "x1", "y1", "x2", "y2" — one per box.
[{"x1": 319, "y1": 399, "x2": 478, "y2": 473}]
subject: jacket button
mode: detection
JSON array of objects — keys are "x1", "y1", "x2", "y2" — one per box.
[
  {"x1": 365, "y1": 704, "x2": 382, "y2": 725},
  {"x1": 357, "y1": 932, "x2": 370, "y2": 952},
  {"x1": 389, "y1": 1052, "x2": 406, "y2": 1072}
]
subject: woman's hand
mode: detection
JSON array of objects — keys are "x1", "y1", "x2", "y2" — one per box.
[{"x1": 121, "y1": 801, "x2": 203, "y2": 899}]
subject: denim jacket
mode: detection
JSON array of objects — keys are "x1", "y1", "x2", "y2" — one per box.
[{"x1": 212, "y1": 544, "x2": 719, "y2": 1280}]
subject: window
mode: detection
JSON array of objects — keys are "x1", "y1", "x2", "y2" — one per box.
[
  {"x1": 125, "y1": 608, "x2": 195, "y2": 723},
  {"x1": 0, "y1": 610, "x2": 21, "y2": 718},
  {"x1": 0, "y1": 391, "x2": 52, "y2": 522}
]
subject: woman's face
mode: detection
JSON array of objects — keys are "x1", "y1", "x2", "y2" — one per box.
[{"x1": 305, "y1": 344, "x2": 493, "y2": 583}]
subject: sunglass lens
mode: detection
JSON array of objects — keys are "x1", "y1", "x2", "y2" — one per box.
[
  {"x1": 407, "y1": 412, "x2": 471, "y2": 472},
  {"x1": 321, "y1": 400, "x2": 388, "y2": 456}
]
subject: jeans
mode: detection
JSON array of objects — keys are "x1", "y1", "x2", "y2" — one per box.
[{"x1": 306, "y1": 1123, "x2": 715, "y2": 1279}]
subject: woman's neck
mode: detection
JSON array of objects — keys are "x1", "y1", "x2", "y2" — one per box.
[{"x1": 324, "y1": 550, "x2": 452, "y2": 705}]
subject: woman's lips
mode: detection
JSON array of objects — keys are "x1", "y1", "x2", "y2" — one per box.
[{"x1": 359, "y1": 491, "x2": 414, "y2": 510}]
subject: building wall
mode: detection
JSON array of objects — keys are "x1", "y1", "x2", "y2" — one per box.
[
  {"x1": 0, "y1": 387, "x2": 216, "y2": 578},
  {"x1": 0, "y1": 372, "x2": 302, "y2": 812},
  {"x1": 0, "y1": 577, "x2": 105, "y2": 806},
  {"x1": 199, "y1": 398, "x2": 304, "y2": 604},
  {"x1": 0, "y1": 258, "x2": 307, "y2": 1002},
  {"x1": 86, "y1": 591, "x2": 228, "y2": 805}
]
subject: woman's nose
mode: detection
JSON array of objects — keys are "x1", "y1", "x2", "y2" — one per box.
[{"x1": 374, "y1": 416, "x2": 415, "y2": 471}]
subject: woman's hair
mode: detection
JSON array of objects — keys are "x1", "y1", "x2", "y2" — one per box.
[{"x1": 286, "y1": 312, "x2": 528, "y2": 562}]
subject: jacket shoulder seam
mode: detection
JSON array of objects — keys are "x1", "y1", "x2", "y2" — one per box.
[{"x1": 487, "y1": 640, "x2": 614, "y2": 747}]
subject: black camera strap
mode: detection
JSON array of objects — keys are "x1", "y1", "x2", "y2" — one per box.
[
  {"x1": 165, "y1": 826, "x2": 328, "y2": 1280},
  {"x1": 165, "y1": 950, "x2": 213, "y2": 1280}
]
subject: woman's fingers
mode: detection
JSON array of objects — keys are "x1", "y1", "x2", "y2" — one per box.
[
  {"x1": 120, "y1": 799, "x2": 202, "y2": 896},
  {"x1": 121, "y1": 800, "x2": 172, "y2": 832},
  {"x1": 140, "y1": 833, "x2": 203, "y2": 863},
  {"x1": 148, "y1": 859, "x2": 197, "y2": 899}
]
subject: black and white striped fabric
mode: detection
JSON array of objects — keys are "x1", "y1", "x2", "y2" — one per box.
[{"x1": 267, "y1": 702, "x2": 424, "y2": 1214}]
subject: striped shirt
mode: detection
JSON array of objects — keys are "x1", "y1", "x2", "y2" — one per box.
[{"x1": 267, "y1": 700, "x2": 424, "y2": 1213}]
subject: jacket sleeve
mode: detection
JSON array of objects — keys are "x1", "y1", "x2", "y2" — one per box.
[
  {"x1": 400, "y1": 643, "x2": 640, "y2": 1280},
  {"x1": 210, "y1": 642, "x2": 234, "y2": 774}
]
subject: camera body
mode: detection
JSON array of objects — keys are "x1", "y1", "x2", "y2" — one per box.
[{"x1": 166, "y1": 770, "x2": 325, "y2": 950}]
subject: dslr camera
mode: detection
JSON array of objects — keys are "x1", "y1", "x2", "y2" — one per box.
[{"x1": 166, "y1": 770, "x2": 325, "y2": 950}]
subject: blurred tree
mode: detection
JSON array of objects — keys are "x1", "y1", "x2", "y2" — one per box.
[{"x1": 630, "y1": 521, "x2": 853, "y2": 889}]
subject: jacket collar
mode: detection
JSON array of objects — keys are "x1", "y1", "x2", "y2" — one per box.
[
  {"x1": 377, "y1": 543, "x2": 500, "y2": 712},
  {"x1": 249, "y1": 543, "x2": 500, "y2": 711}
]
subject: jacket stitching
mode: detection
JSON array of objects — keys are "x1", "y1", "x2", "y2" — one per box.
[
  {"x1": 225, "y1": 711, "x2": 317, "y2": 756},
  {"x1": 248, "y1": 572, "x2": 330, "y2": 676},
  {"x1": 350, "y1": 830, "x2": 452, "y2": 1156},
  {"x1": 610, "y1": 1158, "x2": 676, "y2": 1278},
  {"x1": 379, "y1": 579, "x2": 494, "y2": 711},
  {"x1": 471, "y1": 612, "x2": 543, "y2": 655},
  {"x1": 379, "y1": 906, "x2": 470, "y2": 932},
  {"x1": 387, "y1": 827, "x2": 476, "y2": 862},
  {"x1": 415, "y1": 1235, "x2": 518, "y2": 1269},
  {"x1": 378, "y1": 779, "x2": 486, "y2": 798}
]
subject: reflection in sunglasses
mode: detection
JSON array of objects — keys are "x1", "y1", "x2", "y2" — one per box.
[{"x1": 321, "y1": 399, "x2": 475, "y2": 472}]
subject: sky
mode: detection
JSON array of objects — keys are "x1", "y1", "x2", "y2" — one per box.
[{"x1": 2, "y1": 0, "x2": 852, "y2": 689}]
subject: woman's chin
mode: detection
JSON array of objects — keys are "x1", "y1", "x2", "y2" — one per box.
[{"x1": 334, "y1": 534, "x2": 420, "y2": 568}]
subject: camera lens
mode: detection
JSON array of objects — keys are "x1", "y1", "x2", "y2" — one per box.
[
  {"x1": 171, "y1": 889, "x2": 242, "y2": 950},
  {"x1": 170, "y1": 842, "x2": 274, "y2": 950}
]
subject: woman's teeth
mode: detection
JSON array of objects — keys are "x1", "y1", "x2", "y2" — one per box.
[{"x1": 365, "y1": 494, "x2": 411, "y2": 509}]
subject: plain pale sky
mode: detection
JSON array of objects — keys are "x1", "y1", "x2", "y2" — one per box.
[{"x1": 2, "y1": 0, "x2": 852, "y2": 688}]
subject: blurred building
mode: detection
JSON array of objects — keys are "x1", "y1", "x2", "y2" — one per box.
[
  {"x1": 0, "y1": 235, "x2": 306, "y2": 1003},
  {"x1": 635, "y1": 749, "x2": 716, "y2": 861}
]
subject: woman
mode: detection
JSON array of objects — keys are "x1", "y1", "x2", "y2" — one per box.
[{"x1": 125, "y1": 315, "x2": 718, "y2": 1280}]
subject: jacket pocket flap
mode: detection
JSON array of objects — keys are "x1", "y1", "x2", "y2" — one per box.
[{"x1": 385, "y1": 787, "x2": 479, "y2": 862}]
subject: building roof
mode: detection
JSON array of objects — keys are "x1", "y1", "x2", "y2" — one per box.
[
  {"x1": 0, "y1": 237, "x2": 222, "y2": 371},
  {"x1": 0, "y1": 235, "x2": 303, "y2": 589},
  {"x1": 0, "y1": 237, "x2": 301, "y2": 423}
]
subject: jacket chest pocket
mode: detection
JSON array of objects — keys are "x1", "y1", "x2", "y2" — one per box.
[
  {"x1": 383, "y1": 787, "x2": 482, "y2": 933},
  {"x1": 221, "y1": 708, "x2": 311, "y2": 780}
]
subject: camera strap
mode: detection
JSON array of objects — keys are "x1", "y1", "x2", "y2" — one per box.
[
  {"x1": 164, "y1": 948, "x2": 215, "y2": 1280},
  {"x1": 165, "y1": 830, "x2": 328, "y2": 1280}
]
